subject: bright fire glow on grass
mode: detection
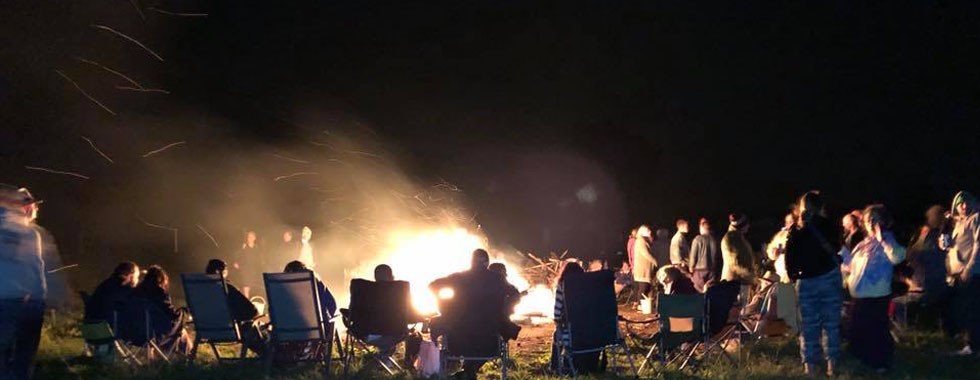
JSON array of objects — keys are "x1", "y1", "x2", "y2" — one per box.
[{"x1": 347, "y1": 227, "x2": 554, "y2": 322}]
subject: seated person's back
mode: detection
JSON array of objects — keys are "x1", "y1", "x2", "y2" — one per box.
[
  {"x1": 283, "y1": 260, "x2": 337, "y2": 318},
  {"x1": 205, "y1": 259, "x2": 258, "y2": 322},
  {"x1": 85, "y1": 262, "x2": 140, "y2": 323}
]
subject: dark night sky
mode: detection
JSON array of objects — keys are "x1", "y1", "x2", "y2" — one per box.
[{"x1": 2, "y1": 1, "x2": 980, "y2": 279}]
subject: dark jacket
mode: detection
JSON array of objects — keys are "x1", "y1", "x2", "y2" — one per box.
[
  {"x1": 906, "y1": 228, "x2": 948, "y2": 299},
  {"x1": 689, "y1": 233, "x2": 720, "y2": 276},
  {"x1": 118, "y1": 283, "x2": 184, "y2": 345},
  {"x1": 785, "y1": 215, "x2": 840, "y2": 280},
  {"x1": 225, "y1": 282, "x2": 258, "y2": 322},
  {"x1": 84, "y1": 276, "x2": 135, "y2": 322},
  {"x1": 316, "y1": 279, "x2": 337, "y2": 318}
]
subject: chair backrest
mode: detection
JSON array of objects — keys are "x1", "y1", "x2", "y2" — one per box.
[
  {"x1": 181, "y1": 273, "x2": 240, "y2": 343},
  {"x1": 438, "y1": 270, "x2": 507, "y2": 357},
  {"x1": 264, "y1": 272, "x2": 327, "y2": 342},
  {"x1": 704, "y1": 280, "x2": 740, "y2": 335},
  {"x1": 348, "y1": 278, "x2": 410, "y2": 338},
  {"x1": 561, "y1": 270, "x2": 618, "y2": 350},
  {"x1": 657, "y1": 293, "x2": 706, "y2": 349}
]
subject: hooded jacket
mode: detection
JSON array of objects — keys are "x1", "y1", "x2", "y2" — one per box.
[
  {"x1": 948, "y1": 191, "x2": 980, "y2": 279},
  {"x1": 843, "y1": 232, "x2": 906, "y2": 298}
]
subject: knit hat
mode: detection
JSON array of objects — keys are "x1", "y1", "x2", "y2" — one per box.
[
  {"x1": 729, "y1": 213, "x2": 748, "y2": 229},
  {"x1": 952, "y1": 191, "x2": 976, "y2": 214}
]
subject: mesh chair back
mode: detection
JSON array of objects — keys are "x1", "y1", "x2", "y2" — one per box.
[
  {"x1": 264, "y1": 272, "x2": 326, "y2": 342},
  {"x1": 181, "y1": 273, "x2": 240, "y2": 343},
  {"x1": 705, "y1": 281, "x2": 740, "y2": 335},
  {"x1": 657, "y1": 293, "x2": 705, "y2": 349},
  {"x1": 349, "y1": 279, "x2": 410, "y2": 338},
  {"x1": 562, "y1": 270, "x2": 618, "y2": 350}
]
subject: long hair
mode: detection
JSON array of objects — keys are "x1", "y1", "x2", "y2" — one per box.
[{"x1": 142, "y1": 265, "x2": 169, "y2": 290}]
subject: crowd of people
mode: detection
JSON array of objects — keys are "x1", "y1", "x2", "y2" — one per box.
[
  {"x1": 622, "y1": 190, "x2": 980, "y2": 376},
  {"x1": 4, "y1": 183, "x2": 980, "y2": 379}
]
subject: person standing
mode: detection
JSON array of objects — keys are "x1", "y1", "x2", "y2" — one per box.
[
  {"x1": 297, "y1": 226, "x2": 316, "y2": 269},
  {"x1": 689, "y1": 218, "x2": 720, "y2": 292},
  {"x1": 940, "y1": 191, "x2": 980, "y2": 355},
  {"x1": 721, "y1": 213, "x2": 758, "y2": 298},
  {"x1": 631, "y1": 225, "x2": 657, "y2": 299},
  {"x1": 652, "y1": 228, "x2": 671, "y2": 273},
  {"x1": 841, "y1": 204, "x2": 906, "y2": 372},
  {"x1": 276, "y1": 229, "x2": 299, "y2": 272},
  {"x1": 626, "y1": 228, "x2": 637, "y2": 269},
  {"x1": 0, "y1": 186, "x2": 47, "y2": 380},
  {"x1": 670, "y1": 219, "x2": 691, "y2": 266},
  {"x1": 784, "y1": 191, "x2": 843, "y2": 377},
  {"x1": 841, "y1": 211, "x2": 866, "y2": 252},
  {"x1": 234, "y1": 230, "x2": 264, "y2": 297},
  {"x1": 905, "y1": 205, "x2": 951, "y2": 331}
]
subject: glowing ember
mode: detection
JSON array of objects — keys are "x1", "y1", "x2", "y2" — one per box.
[{"x1": 346, "y1": 227, "x2": 554, "y2": 322}]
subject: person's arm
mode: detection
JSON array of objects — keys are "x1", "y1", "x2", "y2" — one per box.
[
  {"x1": 635, "y1": 239, "x2": 657, "y2": 268},
  {"x1": 689, "y1": 237, "x2": 702, "y2": 273},
  {"x1": 319, "y1": 281, "x2": 337, "y2": 317},
  {"x1": 961, "y1": 220, "x2": 980, "y2": 281},
  {"x1": 878, "y1": 229, "x2": 906, "y2": 265}
]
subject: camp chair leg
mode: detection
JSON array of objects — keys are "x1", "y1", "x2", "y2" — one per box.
[
  {"x1": 190, "y1": 337, "x2": 200, "y2": 360},
  {"x1": 638, "y1": 342, "x2": 658, "y2": 373},
  {"x1": 342, "y1": 333, "x2": 353, "y2": 377},
  {"x1": 264, "y1": 343, "x2": 276, "y2": 379},
  {"x1": 620, "y1": 344, "x2": 639, "y2": 378},
  {"x1": 323, "y1": 334, "x2": 334, "y2": 379},
  {"x1": 115, "y1": 341, "x2": 142, "y2": 366},
  {"x1": 240, "y1": 341, "x2": 249, "y2": 359},
  {"x1": 209, "y1": 343, "x2": 223, "y2": 363},
  {"x1": 678, "y1": 342, "x2": 701, "y2": 370}
]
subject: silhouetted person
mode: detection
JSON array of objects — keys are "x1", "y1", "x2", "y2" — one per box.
[
  {"x1": 841, "y1": 212, "x2": 865, "y2": 252},
  {"x1": 233, "y1": 230, "x2": 265, "y2": 297},
  {"x1": 689, "y1": 218, "x2": 720, "y2": 292},
  {"x1": 670, "y1": 219, "x2": 691, "y2": 266},
  {"x1": 206, "y1": 259, "x2": 258, "y2": 322},
  {"x1": 657, "y1": 265, "x2": 698, "y2": 296},
  {"x1": 905, "y1": 205, "x2": 951, "y2": 331},
  {"x1": 130, "y1": 265, "x2": 192, "y2": 355},
  {"x1": 429, "y1": 249, "x2": 512, "y2": 380},
  {"x1": 297, "y1": 226, "x2": 316, "y2": 269},
  {"x1": 85, "y1": 262, "x2": 140, "y2": 323},
  {"x1": 784, "y1": 191, "x2": 842, "y2": 376},
  {"x1": 206, "y1": 259, "x2": 265, "y2": 354},
  {"x1": 283, "y1": 260, "x2": 337, "y2": 318}
]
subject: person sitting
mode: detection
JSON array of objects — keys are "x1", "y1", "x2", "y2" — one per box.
[
  {"x1": 84, "y1": 262, "x2": 140, "y2": 324},
  {"x1": 614, "y1": 261, "x2": 633, "y2": 295},
  {"x1": 657, "y1": 265, "x2": 698, "y2": 296},
  {"x1": 127, "y1": 265, "x2": 192, "y2": 356},
  {"x1": 205, "y1": 259, "x2": 258, "y2": 322},
  {"x1": 283, "y1": 260, "x2": 337, "y2": 319},
  {"x1": 205, "y1": 259, "x2": 266, "y2": 355},
  {"x1": 550, "y1": 262, "x2": 604, "y2": 374},
  {"x1": 429, "y1": 249, "x2": 513, "y2": 380}
]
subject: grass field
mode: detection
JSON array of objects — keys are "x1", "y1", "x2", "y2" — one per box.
[{"x1": 35, "y1": 310, "x2": 979, "y2": 380}]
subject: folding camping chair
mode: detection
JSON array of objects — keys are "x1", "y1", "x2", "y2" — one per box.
[
  {"x1": 436, "y1": 276, "x2": 512, "y2": 380},
  {"x1": 181, "y1": 273, "x2": 257, "y2": 362},
  {"x1": 556, "y1": 270, "x2": 638, "y2": 377},
  {"x1": 342, "y1": 278, "x2": 412, "y2": 375},
  {"x1": 263, "y1": 271, "x2": 334, "y2": 377},
  {"x1": 700, "y1": 281, "x2": 741, "y2": 365},
  {"x1": 78, "y1": 291, "x2": 142, "y2": 365},
  {"x1": 639, "y1": 293, "x2": 706, "y2": 374},
  {"x1": 115, "y1": 298, "x2": 181, "y2": 363}
]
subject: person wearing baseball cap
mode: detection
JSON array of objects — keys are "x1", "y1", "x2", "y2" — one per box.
[{"x1": 0, "y1": 185, "x2": 47, "y2": 379}]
